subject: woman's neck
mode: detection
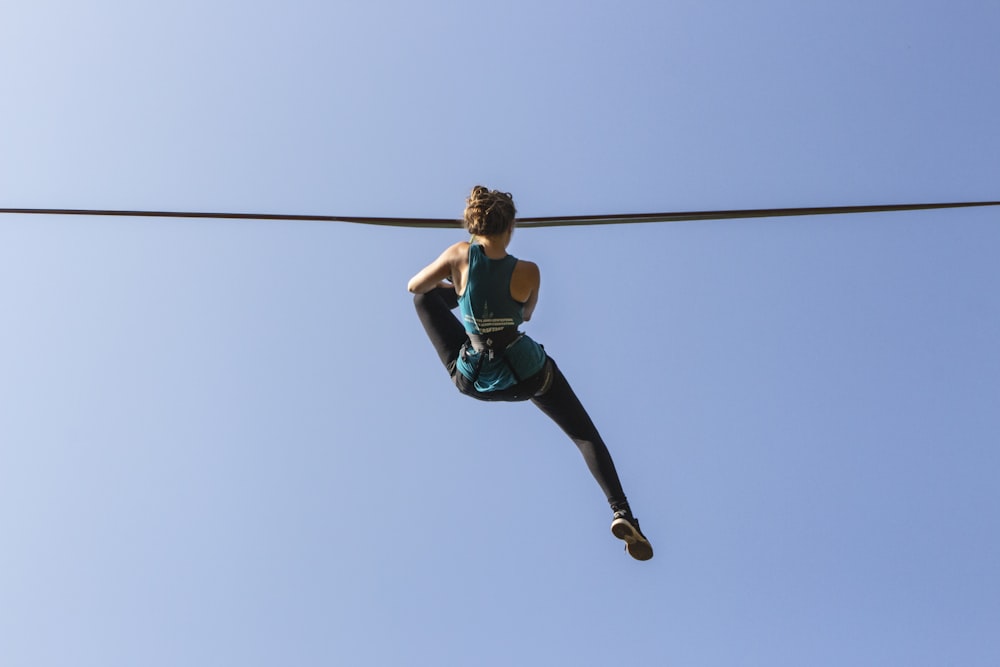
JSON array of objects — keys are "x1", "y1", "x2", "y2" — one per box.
[{"x1": 473, "y1": 232, "x2": 511, "y2": 258}]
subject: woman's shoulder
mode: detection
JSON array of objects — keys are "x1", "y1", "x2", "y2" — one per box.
[
  {"x1": 510, "y1": 258, "x2": 540, "y2": 305},
  {"x1": 513, "y1": 258, "x2": 540, "y2": 278},
  {"x1": 443, "y1": 240, "x2": 471, "y2": 260}
]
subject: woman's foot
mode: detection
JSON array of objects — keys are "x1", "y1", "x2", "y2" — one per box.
[{"x1": 611, "y1": 510, "x2": 653, "y2": 561}]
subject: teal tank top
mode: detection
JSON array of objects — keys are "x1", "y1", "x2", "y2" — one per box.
[{"x1": 456, "y1": 244, "x2": 547, "y2": 392}]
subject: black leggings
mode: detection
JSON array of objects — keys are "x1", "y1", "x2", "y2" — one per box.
[{"x1": 413, "y1": 286, "x2": 628, "y2": 509}]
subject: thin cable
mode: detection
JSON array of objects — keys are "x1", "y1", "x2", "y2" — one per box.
[{"x1": 1, "y1": 201, "x2": 997, "y2": 229}]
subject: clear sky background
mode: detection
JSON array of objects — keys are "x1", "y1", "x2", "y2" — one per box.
[{"x1": 2, "y1": 1, "x2": 998, "y2": 665}]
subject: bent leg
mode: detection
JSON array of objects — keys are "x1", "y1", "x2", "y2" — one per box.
[
  {"x1": 530, "y1": 359, "x2": 628, "y2": 509},
  {"x1": 413, "y1": 286, "x2": 466, "y2": 372}
]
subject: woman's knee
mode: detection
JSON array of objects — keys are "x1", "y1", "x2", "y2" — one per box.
[
  {"x1": 413, "y1": 290, "x2": 433, "y2": 311},
  {"x1": 414, "y1": 286, "x2": 458, "y2": 311}
]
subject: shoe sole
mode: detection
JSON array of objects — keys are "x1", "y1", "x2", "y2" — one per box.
[{"x1": 611, "y1": 518, "x2": 654, "y2": 561}]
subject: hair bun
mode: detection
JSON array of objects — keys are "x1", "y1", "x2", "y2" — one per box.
[{"x1": 463, "y1": 185, "x2": 517, "y2": 236}]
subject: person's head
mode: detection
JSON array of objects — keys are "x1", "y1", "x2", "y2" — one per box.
[{"x1": 463, "y1": 185, "x2": 516, "y2": 238}]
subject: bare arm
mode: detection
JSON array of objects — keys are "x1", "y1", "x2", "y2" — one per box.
[
  {"x1": 514, "y1": 261, "x2": 541, "y2": 321},
  {"x1": 407, "y1": 242, "x2": 466, "y2": 294}
]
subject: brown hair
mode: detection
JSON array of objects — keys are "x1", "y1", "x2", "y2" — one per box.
[{"x1": 463, "y1": 185, "x2": 516, "y2": 236}]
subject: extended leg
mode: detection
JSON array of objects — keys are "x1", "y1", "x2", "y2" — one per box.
[
  {"x1": 529, "y1": 360, "x2": 628, "y2": 509},
  {"x1": 530, "y1": 362, "x2": 654, "y2": 560}
]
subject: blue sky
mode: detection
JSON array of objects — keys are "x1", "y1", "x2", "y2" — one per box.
[{"x1": 2, "y1": 1, "x2": 998, "y2": 665}]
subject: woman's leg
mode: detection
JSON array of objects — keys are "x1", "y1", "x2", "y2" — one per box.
[
  {"x1": 413, "y1": 298, "x2": 627, "y2": 509},
  {"x1": 529, "y1": 359, "x2": 629, "y2": 510},
  {"x1": 531, "y1": 360, "x2": 654, "y2": 559},
  {"x1": 413, "y1": 286, "x2": 466, "y2": 372}
]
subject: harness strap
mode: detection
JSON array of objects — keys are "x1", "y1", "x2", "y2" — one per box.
[
  {"x1": 466, "y1": 328, "x2": 523, "y2": 355},
  {"x1": 462, "y1": 328, "x2": 525, "y2": 383}
]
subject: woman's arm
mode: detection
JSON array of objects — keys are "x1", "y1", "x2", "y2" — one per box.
[
  {"x1": 513, "y1": 261, "x2": 541, "y2": 321},
  {"x1": 407, "y1": 242, "x2": 466, "y2": 294}
]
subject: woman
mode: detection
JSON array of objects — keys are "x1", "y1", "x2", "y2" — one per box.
[{"x1": 408, "y1": 186, "x2": 653, "y2": 561}]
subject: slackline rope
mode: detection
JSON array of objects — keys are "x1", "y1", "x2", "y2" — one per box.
[{"x1": 0, "y1": 201, "x2": 997, "y2": 229}]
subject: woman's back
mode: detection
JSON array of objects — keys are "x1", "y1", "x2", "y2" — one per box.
[
  {"x1": 459, "y1": 243, "x2": 524, "y2": 335},
  {"x1": 456, "y1": 243, "x2": 546, "y2": 391}
]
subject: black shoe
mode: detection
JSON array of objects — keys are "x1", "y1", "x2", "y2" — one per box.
[{"x1": 611, "y1": 510, "x2": 653, "y2": 561}]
